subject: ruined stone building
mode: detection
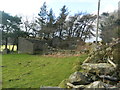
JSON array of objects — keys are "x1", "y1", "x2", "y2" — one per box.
[
  {"x1": 18, "y1": 37, "x2": 48, "y2": 54},
  {"x1": 18, "y1": 37, "x2": 85, "y2": 54}
]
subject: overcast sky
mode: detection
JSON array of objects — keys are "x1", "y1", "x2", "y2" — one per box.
[{"x1": 0, "y1": 0, "x2": 119, "y2": 18}]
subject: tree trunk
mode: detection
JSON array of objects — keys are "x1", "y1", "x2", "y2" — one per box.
[
  {"x1": 59, "y1": 29, "x2": 62, "y2": 38},
  {"x1": 11, "y1": 44, "x2": 15, "y2": 51},
  {"x1": 16, "y1": 43, "x2": 18, "y2": 51},
  {"x1": 5, "y1": 38, "x2": 8, "y2": 49}
]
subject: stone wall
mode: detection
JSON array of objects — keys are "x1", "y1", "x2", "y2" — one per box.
[
  {"x1": 58, "y1": 38, "x2": 120, "y2": 89},
  {"x1": 18, "y1": 37, "x2": 49, "y2": 54},
  {"x1": 18, "y1": 37, "x2": 34, "y2": 54}
]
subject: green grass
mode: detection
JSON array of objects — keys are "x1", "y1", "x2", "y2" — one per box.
[{"x1": 2, "y1": 54, "x2": 87, "y2": 88}]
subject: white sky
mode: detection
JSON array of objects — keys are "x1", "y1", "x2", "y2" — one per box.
[{"x1": 0, "y1": 0, "x2": 119, "y2": 19}]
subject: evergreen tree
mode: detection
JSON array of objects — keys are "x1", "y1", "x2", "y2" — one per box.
[
  {"x1": 37, "y1": 2, "x2": 48, "y2": 39},
  {"x1": 56, "y1": 5, "x2": 69, "y2": 38},
  {"x1": 46, "y1": 8, "x2": 56, "y2": 38},
  {"x1": 38, "y1": 2, "x2": 48, "y2": 25}
]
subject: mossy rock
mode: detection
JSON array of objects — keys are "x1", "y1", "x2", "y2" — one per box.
[
  {"x1": 68, "y1": 72, "x2": 90, "y2": 85},
  {"x1": 72, "y1": 65, "x2": 81, "y2": 72},
  {"x1": 58, "y1": 79, "x2": 69, "y2": 88},
  {"x1": 112, "y1": 49, "x2": 120, "y2": 64}
]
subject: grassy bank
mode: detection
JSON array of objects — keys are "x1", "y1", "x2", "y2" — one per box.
[{"x1": 2, "y1": 54, "x2": 87, "y2": 88}]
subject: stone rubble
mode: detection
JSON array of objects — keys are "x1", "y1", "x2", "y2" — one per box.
[{"x1": 59, "y1": 38, "x2": 120, "y2": 89}]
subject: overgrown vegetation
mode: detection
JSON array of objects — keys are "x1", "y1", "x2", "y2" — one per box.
[{"x1": 2, "y1": 54, "x2": 87, "y2": 88}]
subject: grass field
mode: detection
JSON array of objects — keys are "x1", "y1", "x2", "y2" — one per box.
[{"x1": 2, "y1": 54, "x2": 87, "y2": 88}]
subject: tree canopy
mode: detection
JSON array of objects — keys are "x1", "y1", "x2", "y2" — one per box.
[{"x1": 100, "y1": 11, "x2": 120, "y2": 43}]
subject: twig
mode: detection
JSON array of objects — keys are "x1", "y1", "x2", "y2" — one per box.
[{"x1": 108, "y1": 58, "x2": 116, "y2": 68}]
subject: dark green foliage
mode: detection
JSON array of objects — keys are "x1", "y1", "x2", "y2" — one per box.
[
  {"x1": 0, "y1": 11, "x2": 29, "y2": 51},
  {"x1": 38, "y1": 2, "x2": 48, "y2": 24},
  {"x1": 37, "y1": 2, "x2": 57, "y2": 39},
  {"x1": 56, "y1": 5, "x2": 69, "y2": 38},
  {"x1": 32, "y1": 3, "x2": 97, "y2": 43}
]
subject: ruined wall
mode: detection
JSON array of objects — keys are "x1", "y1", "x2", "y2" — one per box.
[
  {"x1": 33, "y1": 41, "x2": 47, "y2": 54},
  {"x1": 18, "y1": 37, "x2": 34, "y2": 54},
  {"x1": 18, "y1": 37, "x2": 47, "y2": 54}
]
